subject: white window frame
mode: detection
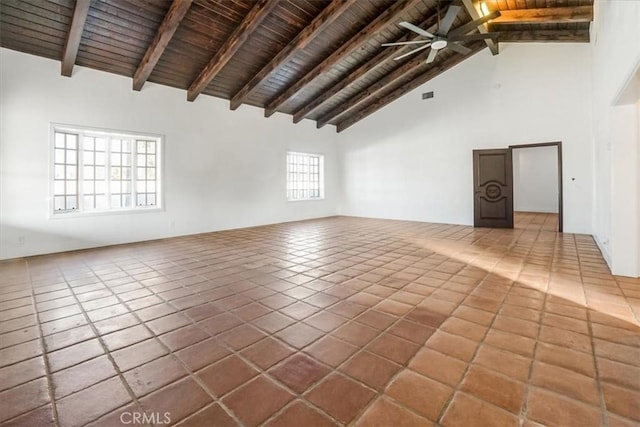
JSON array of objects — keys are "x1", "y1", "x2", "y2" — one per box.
[
  {"x1": 49, "y1": 123, "x2": 164, "y2": 217},
  {"x1": 286, "y1": 151, "x2": 325, "y2": 201}
]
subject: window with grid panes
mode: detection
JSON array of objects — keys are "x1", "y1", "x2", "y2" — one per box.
[
  {"x1": 51, "y1": 125, "x2": 162, "y2": 215},
  {"x1": 286, "y1": 152, "x2": 324, "y2": 201}
]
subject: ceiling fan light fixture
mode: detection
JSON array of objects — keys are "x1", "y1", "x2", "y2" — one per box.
[
  {"x1": 431, "y1": 39, "x2": 447, "y2": 50},
  {"x1": 385, "y1": 2, "x2": 496, "y2": 62}
]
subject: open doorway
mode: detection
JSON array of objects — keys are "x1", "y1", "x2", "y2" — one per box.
[
  {"x1": 510, "y1": 142, "x2": 563, "y2": 232},
  {"x1": 472, "y1": 142, "x2": 563, "y2": 231}
]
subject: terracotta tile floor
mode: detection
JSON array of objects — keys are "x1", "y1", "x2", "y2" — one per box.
[
  {"x1": 514, "y1": 212, "x2": 559, "y2": 232},
  {"x1": 0, "y1": 215, "x2": 638, "y2": 426}
]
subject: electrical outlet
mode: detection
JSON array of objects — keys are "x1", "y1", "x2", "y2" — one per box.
[
  {"x1": 170, "y1": 220, "x2": 175, "y2": 229},
  {"x1": 17, "y1": 236, "x2": 25, "y2": 245}
]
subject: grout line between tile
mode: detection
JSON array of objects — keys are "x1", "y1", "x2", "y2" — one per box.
[{"x1": 518, "y1": 227, "x2": 555, "y2": 426}]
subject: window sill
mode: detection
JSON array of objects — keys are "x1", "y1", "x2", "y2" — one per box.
[
  {"x1": 49, "y1": 206, "x2": 164, "y2": 219},
  {"x1": 287, "y1": 198, "x2": 325, "y2": 202}
]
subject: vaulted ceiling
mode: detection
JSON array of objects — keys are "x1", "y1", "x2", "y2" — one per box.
[{"x1": 0, "y1": 0, "x2": 593, "y2": 132}]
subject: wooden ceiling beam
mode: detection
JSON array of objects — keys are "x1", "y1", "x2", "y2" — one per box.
[
  {"x1": 461, "y1": 0, "x2": 498, "y2": 56},
  {"x1": 264, "y1": 0, "x2": 423, "y2": 118},
  {"x1": 490, "y1": 6, "x2": 593, "y2": 25},
  {"x1": 497, "y1": 29, "x2": 590, "y2": 42},
  {"x1": 292, "y1": 12, "x2": 440, "y2": 124},
  {"x1": 133, "y1": 0, "x2": 193, "y2": 91},
  {"x1": 61, "y1": 0, "x2": 90, "y2": 77},
  {"x1": 187, "y1": 0, "x2": 279, "y2": 102},
  {"x1": 336, "y1": 44, "x2": 485, "y2": 133},
  {"x1": 230, "y1": 0, "x2": 356, "y2": 111}
]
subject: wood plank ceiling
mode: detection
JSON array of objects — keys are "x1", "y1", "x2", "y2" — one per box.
[{"x1": 0, "y1": 0, "x2": 593, "y2": 132}]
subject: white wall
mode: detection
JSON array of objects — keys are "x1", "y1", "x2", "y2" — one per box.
[
  {"x1": 513, "y1": 146, "x2": 559, "y2": 213},
  {"x1": 338, "y1": 43, "x2": 593, "y2": 234},
  {"x1": 591, "y1": 0, "x2": 640, "y2": 277},
  {"x1": 610, "y1": 103, "x2": 639, "y2": 277},
  {"x1": 0, "y1": 48, "x2": 339, "y2": 260}
]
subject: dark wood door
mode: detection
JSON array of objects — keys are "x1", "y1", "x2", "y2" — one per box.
[{"x1": 473, "y1": 149, "x2": 513, "y2": 228}]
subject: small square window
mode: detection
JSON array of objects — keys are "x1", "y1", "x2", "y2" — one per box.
[{"x1": 286, "y1": 152, "x2": 324, "y2": 201}]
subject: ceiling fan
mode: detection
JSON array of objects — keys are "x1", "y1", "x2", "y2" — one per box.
[{"x1": 382, "y1": 2, "x2": 501, "y2": 64}]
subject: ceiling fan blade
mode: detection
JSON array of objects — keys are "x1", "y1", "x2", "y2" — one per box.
[
  {"x1": 393, "y1": 43, "x2": 432, "y2": 60},
  {"x1": 448, "y1": 10, "x2": 501, "y2": 38},
  {"x1": 447, "y1": 42, "x2": 472, "y2": 55},
  {"x1": 437, "y1": 4, "x2": 461, "y2": 36},
  {"x1": 381, "y1": 40, "x2": 431, "y2": 47},
  {"x1": 425, "y1": 48, "x2": 439, "y2": 64},
  {"x1": 399, "y1": 21, "x2": 435, "y2": 38},
  {"x1": 448, "y1": 32, "x2": 500, "y2": 42}
]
